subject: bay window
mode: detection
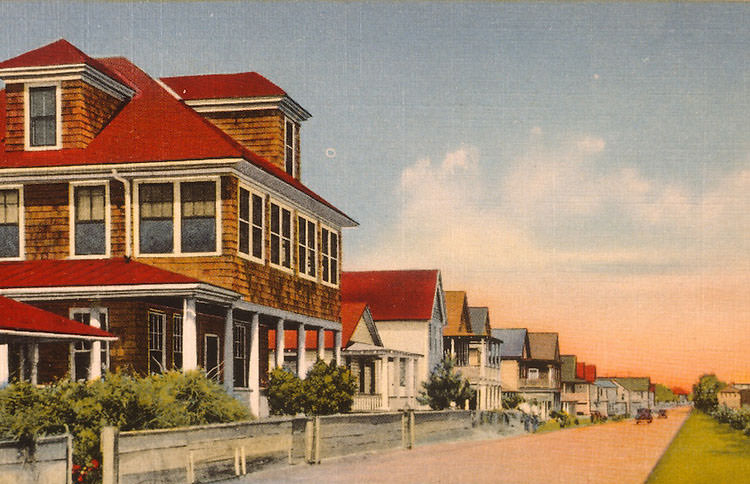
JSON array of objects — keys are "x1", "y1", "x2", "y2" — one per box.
[
  {"x1": 239, "y1": 187, "x2": 264, "y2": 261},
  {"x1": 0, "y1": 188, "x2": 20, "y2": 259},
  {"x1": 270, "y1": 201, "x2": 292, "y2": 270},
  {"x1": 321, "y1": 226, "x2": 339, "y2": 285},
  {"x1": 297, "y1": 214, "x2": 317, "y2": 279},
  {"x1": 181, "y1": 181, "x2": 216, "y2": 253}
]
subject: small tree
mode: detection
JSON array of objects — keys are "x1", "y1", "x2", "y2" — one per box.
[
  {"x1": 417, "y1": 357, "x2": 475, "y2": 410},
  {"x1": 692, "y1": 374, "x2": 725, "y2": 412},
  {"x1": 303, "y1": 360, "x2": 357, "y2": 415},
  {"x1": 267, "y1": 367, "x2": 305, "y2": 415}
]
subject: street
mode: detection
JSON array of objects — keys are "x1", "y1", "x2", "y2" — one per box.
[{"x1": 230, "y1": 407, "x2": 690, "y2": 484}]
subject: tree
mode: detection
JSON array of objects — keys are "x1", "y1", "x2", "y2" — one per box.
[
  {"x1": 302, "y1": 360, "x2": 357, "y2": 415},
  {"x1": 417, "y1": 357, "x2": 475, "y2": 410},
  {"x1": 692, "y1": 374, "x2": 726, "y2": 412},
  {"x1": 654, "y1": 384, "x2": 677, "y2": 403}
]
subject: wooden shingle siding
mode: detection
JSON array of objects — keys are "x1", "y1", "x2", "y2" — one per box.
[
  {"x1": 24, "y1": 182, "x2": 69, "y2": 260},
  {"x1": 4, "y1": 84, "x2": 24, "y2": 151},
  {"x1": 110, "y1": 180, "x2": 127, "y2": 257},
  {"x1": 61, "y1": 80, "x2": 124, "y2": 148},
  {"x1": 203, "y1": 110, "x2": 288, "y2": 174}
]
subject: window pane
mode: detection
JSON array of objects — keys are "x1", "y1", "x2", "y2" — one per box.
[
  {"x1": 140, "y1": 184, "x2": 173, "y2": 253},
  {"x1": 140, "y1": 184, "x2": 173, "y2": 219},
  {"x1": 252, "y1": 227, "x2": 262, "y2": 259},
  {"x1": 239, "y1": 220, "x2": 249, "y2": 255},
  {"x1": 0, "y1": 225, "x2": 19, "y2": 258},
  {"x1": 239, "y1": 188, "x2": 249, "y2": 222},
  {"x1": 282, "y1": 209, "x2": 290, "y2": 238},
  {"x1": 76, "y1": 221, "x2": 106, "y2": 255},
  {"x1": 252, "y1": 194, "x2": 262, "y2": 226},
  {"x1": 181, "y1": 181, "x2": 215, "y2": 218},
  {"x1": 181, "y1": 217, "x2": 216, "y2": 253},
  {"x1": 140, "y1": 219, "x2": 173, "y2": 253},
  {"x1": 29, "y1": 87, "x2": 57, "y2": 147}
]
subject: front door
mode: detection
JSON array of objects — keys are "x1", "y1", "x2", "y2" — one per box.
[
  {"x1": 71, "y1": 312, "x2": 91, "y2": 381},
  {"x1": 204, "y1": 334, "x2": 219, "y2": 381}
]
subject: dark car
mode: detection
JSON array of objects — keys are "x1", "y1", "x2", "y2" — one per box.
[
  {"x1": 657, "y1": 409, "x2": 668, "y2": 418},
  {"x1": 635, "y1": 408, "x2": 653, "y2": 424}
]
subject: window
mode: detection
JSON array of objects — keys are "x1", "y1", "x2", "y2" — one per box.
[
  {"x1": 284, "y1": 119, "x2": 297, "y2": 176},
  {"x1": 70, "y1": 309, "x2": 108, "y2": 380},
  {"x1": 204, "y1": 334, "x2": 220, "y2": 381},
  {"x1": 29, "y1": 86, "x2": 57, "y2": 147},
  {"x1": 73, "y1": 185, "x2": 107, "y2": 255},
  {"x1": 0, "y1": 189, "x2": 20, "y2": 258},
  {"x1": 172, "y1": 314, "x2": 183, "y2": 370},
  {"x1": 148, "y1": 311, "x2": 165, "y2": 374},
  {"x1": 321, "y1": 227, "x2": 339, "y2": 285},
  {"x1": 181, "y1": 181, "x2": 216, "y2": 253},
  {"x1": 238, "y1": 187, "x2": 264, "y2": 261},
  {"x1": 399, "y1": 359, "x2": 406, "y2": 387},
  {"x1": 297, "y1": 215, "x2": 316, "y2": 279},
  {"x1": 528, "y1": 368, "x2": 539, "y2": 380},
  {"x1": 139, "y1": 184, "x2": 173, "y2": 254},
  {"x1": 270, "y1": 201, "x2": 292, "y2": 270},
  {"x1": 233, "y1": 323, "x2": 248, "y2": 388}
]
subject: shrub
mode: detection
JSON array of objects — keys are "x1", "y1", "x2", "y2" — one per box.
[
  {"x1": 550, "y1": 410, "x2": 572, "y2": 428},
  {"x1": 302, "y1": 360, "x2": 357, "y2": 415},
  {"x1": 417, "y1": 357, "x2": 475, "y2": 410},
  {"x1": 267, "y1": 367, "x2": 305, "y2": 416},
  {"x1": 502, "y1": 393, "x2": 524, "y2": 410},
  {"x1": 692, "y1": 374, "x2": 725, "y2": 412}
]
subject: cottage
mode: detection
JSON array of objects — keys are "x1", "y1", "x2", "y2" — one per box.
[
  {"x1": 611, "y1": 377, "x2": 652, "y2": 416},
  {"x1": 593, "y1": 378, "x2": 622, "y2": 417},
  {"x1": 718, "y1": 386, "x2": 742, "y2": 410},
  {"x1": 491, "y1": 328, "x2": 530, "y2": 397},
  {"x1": 0, "y1": 39, "x2": 358, "y2": 417},
  {"x1": 560, "y1": 355, "x2": 596, "y2": 416}
]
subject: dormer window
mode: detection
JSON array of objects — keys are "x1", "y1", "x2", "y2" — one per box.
[
  {"x1": 25, "y1": 84, "x2": 61, "y2": 150},
  {"x1": 284, "y1": 119, "x2": 297, "y2": 176}
]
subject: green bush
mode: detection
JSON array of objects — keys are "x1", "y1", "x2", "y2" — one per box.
[
  {"x1": 502, "y1": 393, "x2": 524, "y2": 410},
  {"x1": 417, "y1": 357, "x2": 475, "y2": 410},
  {"x1": 267, "y1": 367, "x2": 305, "y2": 415},
  {"x1": 692, "y1": 374, "x2": 725, "y2": 412},
  {"x1": 550, "y1": 410, "x2": 572, "y2": 428},
  {"x1": 267, "y1": 360, "x2": 357, "y2": 416}
]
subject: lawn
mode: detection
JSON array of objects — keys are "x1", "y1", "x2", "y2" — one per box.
[
  {"x1": 647, "y1": 410, "x2": 750, "y2": 484},
  {"x1": 535, "y1": 415, "x2": 593, "y2": 433}
]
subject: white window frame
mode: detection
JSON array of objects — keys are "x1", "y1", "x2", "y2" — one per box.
[
  {"x1": 69, "y1": 307, "x2": 109, "y2": 378},
  {"x1": 24, "y1": 81, "x2": 62, "y2": 151},
  {"x1": 528, "y1": 368, "x2": 540, "y2": 380},
  {"x1": 237, "y1": 184, "x2": 265, "y2": 264},
  {"x1": 296, "y1": 212, "x2": 317, "y2": 281},
  {"x1": 284, "y1": 118, "x2": 297, "y2": 177},
  {"x1": 0, "y1": 184, "x2": 24, "y2": 261},
  {"x1": 147, "y1": 310, "x2": 166, "y2": 374},
  {"x1": 69, "y1": 181, "x2": 111, "y2": 259},
  {"x1": 320, "y1": 224, "x2": 340, "y2": 287},
  {"x1": 133, "y1": 177, "x2": 222, "y2": 257},
  {"x1": 268, "y1": 198, "x2": 294, "y2": 274}
]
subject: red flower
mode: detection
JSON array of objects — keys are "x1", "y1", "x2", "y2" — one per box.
[
  {"x1": 77, "y1": 476, "x2": 83, "y2": 483},
  {"x1": 91, "y1": 459, "x2": 99, "y2": 468},
  {"x1": 73, "y1": 464, "x2": 81, "y2": 471}
]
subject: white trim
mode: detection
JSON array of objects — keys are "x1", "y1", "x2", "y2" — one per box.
[
  {"x1": 268, "y1": 198, "x2": 294, "y2": 274},
  {"x1": 0, "y1": 63, "x2": 134, "y2": 100},
  {"x1": 0, "y1": 328, "x2": 117, "y2": 342},
  {"x1": 133, "y1": 176, "x2": 222, "y2": 258},
  {"x1": 0, "y1": 184, "x2": 24, "y2": 261},
  {"x1": 184, "y1": 95, "x2": 312, "y2": 122},
  {"x1": 319, "y1": 224, "x2": 340, "y2": 288},
  {"x1": 24, "y1": 82, "x2": 62, "y2": 151},
  {"x1": 234, "y1": 299, "x2": 342, "y2": 331},
  {"x1": 296, "y1": 212, "x2": 317, "y2": 282},
  {"x1": 237, "y1": 183, "x2": 265, "y2": 264},
  {"x1": 68, "y1": 180, "x2": 111, "y2": 258}
]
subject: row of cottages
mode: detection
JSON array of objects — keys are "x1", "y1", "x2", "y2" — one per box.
[
  {"x1": 491, "y1": 328, "x2": 561, "y2": 420},
  {"x1": 443, "y1": 291, "x2": 502, "y2": 410},
  {"x1": 0, "y1": 39, "x2": 359, "y2": 417}
]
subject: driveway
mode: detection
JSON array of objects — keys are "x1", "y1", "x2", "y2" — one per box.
[{"x1": 225, "y1": 406, "x2": 690, "y2": 484}]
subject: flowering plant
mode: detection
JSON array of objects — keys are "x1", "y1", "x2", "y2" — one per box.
[{"x1": 72, "y1": 458, "x2": 100, "y2": 483}]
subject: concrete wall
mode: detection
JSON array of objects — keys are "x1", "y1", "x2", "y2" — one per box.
[
  {"x1": 0, "y1": 434, "x2": 72, "y2": 484},
  {"x1": 413, "y1": 410, "x2": 473, "y2": 445},
  {"x1": 317, "y1": 413, "x2": 404, "y2": 459}
]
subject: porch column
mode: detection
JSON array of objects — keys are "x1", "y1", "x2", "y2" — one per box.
[
  {"x1": 334, "y1": 330, "x2": 342, "y2": 366},
  {"x1": 450, "y1": 338, "x2": 455, "y2": 358},
  {"x1": 18, "y1": 345, "x2": 26, "y2": 382},
  {"x1": 30, "y1": 343, "x2": 39, "y2": 385},
  {"x1": 379, "y1": 357, "x2": 389, "y2": 409},
  {"x1": 90, "y1": 309, "x2": 102, "y2": 380},
  {"x1": 296, "y1": 323, "x2": 306, "y2": 377},
  {"x1": 248, "y1": 314, "x2": 260, "y2": 417},
  {"x1": 182, "y1": 297, "x2": 198, "y2": 370},
  {"x1": 223, "y1": 307, "x2": 234, "y2": 393},
  {"x1": 479, "y1": 339, "x2": 486, "y2": 380},
  {"x1": 275, "y1": 318, "x2": 285, "y2": 369},
  {"x1": 316, "y1": 328, "x2": 325, "y2": 361},
  {"x1": 406, "y1": 357, "x2": 416, "y2": 406},
  {"x1": 0, "y1": 344, "x2": 8, "y2": 386}
]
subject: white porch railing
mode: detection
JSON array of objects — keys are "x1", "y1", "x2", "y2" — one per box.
[{"x1": 352, "y1": 393, "x2": 382, "y2": 412}]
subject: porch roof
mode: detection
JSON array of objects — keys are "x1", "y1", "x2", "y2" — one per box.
[
  {"x1": 343, "y1": 342, "x2": 421, "y2": 358},
  {"x1": 0, "y1": 296, "x2": 117, "y2": 342}
]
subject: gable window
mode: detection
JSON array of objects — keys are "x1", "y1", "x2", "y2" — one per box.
[
  {"x1": 297, "y1": 214, "x2": 316, "y2": 279},
  {"x1": 270, "y1": 201, "x2": 292, "y2": 270},
  {"x1": 148, "y1": 311, "x2": 165, "y2": 374},
  {"x1": 139, "y1": 183, "x2": 174, "y2": 254},
  {"x1": 238, "y1": 187, "x2": 264, "y2": 261},
  {"x1": 172, "y1": 314, "x2": 183, "y2": 370},
  {"x1": 0, "y1": 188, "x2": 21, "y2": 259},
  {"x1": 284, "y1": 119, "x2": 297, "y2": 176},
  {"x1": 321, "y1": 227, "x2": 339, "y2": 285},
  {"x1": 29, "y1": 86, "x2": 57, "y2": 147},
  {"x1": 73, "y1": 185, "x2": 107, "y2": 256},
  {"x1": 181, "y1": 181, "x2": 216, "y2": 253}
]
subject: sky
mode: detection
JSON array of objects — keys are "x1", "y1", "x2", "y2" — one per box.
[{"x1": 0, "y1": 1, "x2": 747, "y2": 389}]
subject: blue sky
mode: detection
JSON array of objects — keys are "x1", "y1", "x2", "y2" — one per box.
[{"x1": 1, "y1": 2, "x2": 748, "y2": 385}]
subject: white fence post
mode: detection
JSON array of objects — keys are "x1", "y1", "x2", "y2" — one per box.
[{"x1": 101, "y1": 426, "x2": 119, "y2": 484}]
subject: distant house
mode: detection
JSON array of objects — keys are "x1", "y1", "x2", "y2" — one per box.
[
  {"x1": 560, "y1": 356, "x2": 596, "y2": 416},
  {"x1": 593, "y1": 378, "x2": 622, "y2": 416},
  {"x1": 520, "y1": 332, "x2": 561, "y2": 419},
  {"x1": 268, "y1": 301, "x2": 421, "y2": 411},
  {"x1": 442, "y1": 291, "x2": 502, "y2": 410},
  {"x1": 671, "y1": 386, "x2": 690, "y2": 404},
  {"x1": 492, "y1": 328, "x2": 530, "y2": 396},
  {"x1": 612, "y1": 377, "x2": 652, "y2": 415},
  {"x1": 718, "y1": 386, "x2": 741, "y2": 410},
  {"x1": 341, "y1": 270, "x2": 447, "y2": 408}
]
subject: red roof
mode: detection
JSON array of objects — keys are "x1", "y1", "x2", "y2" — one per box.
[
  {"x1": 584, "y1": 364, "x2": 596, "y2": 383},
  {"x1": 0, "y1": 42, "x2": 350, "y2": 221},
  {"x1": 160, "y1": 72, "x2": 285, "y2": 100},
  {"x1": 0, "y1": 295, "x2": 115, "y2": 339},
  {"x1": 268, "y1": 301, "x2": 368, "y2": 350},
  {"x1": 671, "y1": 386, "x2": 689, "y2": 396},
  {"x1": 0, "y1": 258, "x2": 199, "y2": 288},
  {"x1": 0, "y1": 39, "x2": 130, "y2": 89},
  {"x1": 341, "y1": 270, "x2": 439, "y2": 321},
  {"x1": 576, "y1": 362, "x2": 586, "y2": 380}
]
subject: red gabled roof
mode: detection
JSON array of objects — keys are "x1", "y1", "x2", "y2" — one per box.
[
  {"x1": 268, "y1": 301, "x2": 368, "y2": 350},
  {"x1": 160, "y1": 72, "x2": 285, "y2": 100},
  {"x1": 671, "y1": 386, "x2": 689, "y2": 396},
  {"x1": 341, "y1": 270, "x2": 439, "y2": 321},
  {"x1": 0, "y1": 39, "x2": 131, "y2": 88},
  {"x1": 0, "y1": 42, "x2": 351, "y2": 222},
  {"x1": 576, "y1": 362, "x2": 586, "y2": 380},
  {"x1": 0, "y1": 295, "x2": 115, "y2": 339},
  {"x1": 584, "y1": 364, "x2": 596, "y2": 383},
  {"x1": 0, "y1": 258, "x2": 198, "y2": 288}
]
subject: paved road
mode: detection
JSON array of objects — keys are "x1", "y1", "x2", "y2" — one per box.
[{"x1": 232, "y1": 407, "x2": 690, "y2": 484}]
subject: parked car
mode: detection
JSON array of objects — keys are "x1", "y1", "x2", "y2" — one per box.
[
  {"x1": 657, "y1": 409, "x2": 668, "y2": 418},
  {"x1": 635, "y1": 408, "x2": 653, "y2": 424}
]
